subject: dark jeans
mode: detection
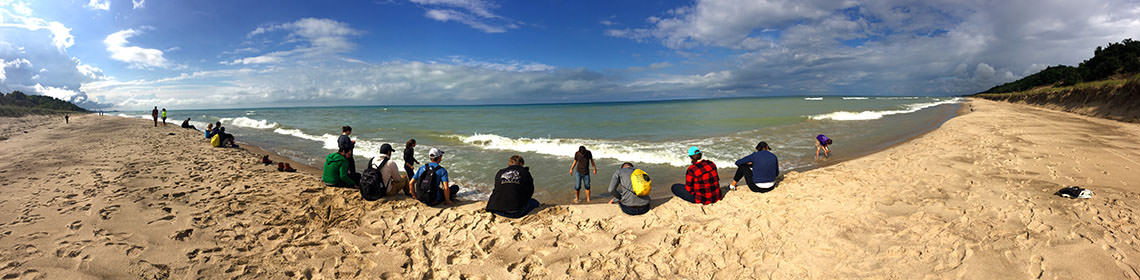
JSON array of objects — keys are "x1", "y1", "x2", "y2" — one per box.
[
  {"x1": 670, "y1": 183, "x2": 698, "y2": 203},
  {"x1": 327, "y1": 173, "x2": 362, "y2": 188},
  {"x1": 346, "y1": 155, "x2": 357, "y2": 175},
  {"x1": 733, "y1": 166, "x2": 774, "y2": 193},
  {"x1": 619, "y1": 203, "x2": 650, "y2": 215},
  {"x1": 489, "y1": 198, "x2": 540, "y2": 219},
  {"x1": 424, "y1": 185, "x2": 461, "y2": 206}
]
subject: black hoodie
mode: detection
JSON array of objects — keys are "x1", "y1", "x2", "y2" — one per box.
[{"x1": 486, "y1": 165, "x2": 534, "y2": 213}]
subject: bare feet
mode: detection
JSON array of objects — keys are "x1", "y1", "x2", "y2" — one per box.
[{"x1": 572, "y1": 198, "x2": 579, "y2": 203}]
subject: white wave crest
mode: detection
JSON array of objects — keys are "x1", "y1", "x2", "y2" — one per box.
[
  {"x1": 804, "y1": 97, "x2": 823, "y2": 101},
  {"x1": 219, "y1": 117, "x2": 278, "y2": 129},
  {"x1": 456, "y1": 134, "x2": 733, "y2": 167},
  {"x1": 272, "y1": 128, "x2": 391, "y2": 161},
  {"x1": 841, "y1": 97, "x2": 868, "y2": 100},
  {"x1": 809, "y1": 98, "x2": 961, "y2": 121}
]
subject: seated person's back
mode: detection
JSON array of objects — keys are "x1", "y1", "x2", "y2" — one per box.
[{"x1": 486, "y1": 155, "x2": 539, "y2": 218}]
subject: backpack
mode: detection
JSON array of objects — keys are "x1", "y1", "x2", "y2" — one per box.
[
  {"x1": 415, "y1": 164, "x2": 441, "y2": 205},
  {"x1": 209, "y1": 134, "x2": 222, "y2": 147},
  {"x1": 631, "y1": 169, "x2": 652, "y2": 196},
  {"x1": 358, "y1": 157, "x2": 388, "y2": 201}
]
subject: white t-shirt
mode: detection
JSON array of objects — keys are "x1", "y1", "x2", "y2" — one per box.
[{"x1": 370, "y1": 154, "x2": 402, "y2": 191}]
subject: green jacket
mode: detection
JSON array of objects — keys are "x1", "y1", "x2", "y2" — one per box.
[{"x1": 322, "y1": 152, "x2": 356, "y2": 186}]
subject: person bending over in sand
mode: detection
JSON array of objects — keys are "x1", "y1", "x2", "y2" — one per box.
[
  {"x1": 486, "y1": 155, "x2": 540, "y2": 218},
  {"x1": 151, "y1": 106, "x2": 159, "y2": 127},
  {"x1": 608, "y1": 162, "x2": 651, "y2": 215},
  {"x1": 323, "y1": 148, "x2": 360, "y2": 188},
  {"x1": 570, "y1": 146, "x2": 597, "y2": 203},
  {"x1": 403, "y1": 139, "x2": 419, "y2": 185},
  {"x1": 730, "y1": 142, "x2": 780, "y2": 193},
  {"x1": 671, "y1": 146, "x2": 722, "y2": 204},
  {"x1": 181, "y1": 118, "x2": 197, "y2": 130},
  {"x1": 338, "y1": 126, "x2": 357, "y2": 174},
  {"x1": 161, "y1": 108, "x2": 167, "y2": 126},
  {"x1": 369, "y1": 144, "x2": 408, "y2": 196},
  {"x1": 815, "y1": 134, "x2": 832, "y2": 160},
  {"x1": 409, "y1": 148, "x2": 459, "y2": 206}
]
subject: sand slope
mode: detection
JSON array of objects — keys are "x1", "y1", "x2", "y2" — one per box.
[{"x1": 1, "y1": 99, "x2": 1139, "y2": 279}]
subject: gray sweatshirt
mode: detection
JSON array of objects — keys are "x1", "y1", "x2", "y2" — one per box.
[{"x1": 609, "y1": 167, "x2": 650, "y2": 207}]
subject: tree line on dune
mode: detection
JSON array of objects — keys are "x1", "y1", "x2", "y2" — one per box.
[
  {"x1": 981, "y1": 38, "x2": 1140, "y2": 94},
  {"x1": 0, "y1": 91, "x2": 89, "y2": 117}
]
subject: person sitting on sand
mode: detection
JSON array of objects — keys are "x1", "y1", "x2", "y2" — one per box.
[
  {"x1": 409, "y1": 148, "x2": 460, "y2": 206},
  {"x1": 181, "y1": 118, "x2": 196, "y2": 130},
  {"x1": 608, "y1": 162, "x2": 651, "y2": 215},
  {"x1": 205, "y1": 123, "x2": 213, "y2": 139},
  {"x1": 671, "y1": 146, "x2": 722, "y2": 204},
  {"x1": 570, "y1": 146, "x2": 597, "y2": 203},
  {"x1": 338, "y1": 126, "x2": 357, "y2": 174},
  {"x1": 322, "y1": 148, "x2": 360, "y2": 188},
  {"x1": 729, "y1": 142, "x2": 779, "y2": 193},
  {"x1": 486, "y1": 155, "x2": 540, "y2": 218},
  {"x1": 369, "y1": 144, "x2": 407, "y2": 196},
  {"x1": 815, "y1": 134, "x2": 832, "y2": 160}
]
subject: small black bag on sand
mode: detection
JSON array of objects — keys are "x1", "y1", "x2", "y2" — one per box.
[
  {"x1": 1055, "y1": 186, "x2": 1092, "y2": 199},
  {"x1": 359, "y1": 157, "x2": 388, "y2": 201}
]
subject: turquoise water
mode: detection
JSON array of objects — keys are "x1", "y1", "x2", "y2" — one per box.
[{"x1": 125, "y1": 96, "x2": 961, "y2": 203}]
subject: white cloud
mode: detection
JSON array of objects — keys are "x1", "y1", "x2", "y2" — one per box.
[
  {"x1": 0, "y1": 7, "x2": 75, "y2": 50},
  {"x1": 85, "y1": 0, "x2": 110, "y2": 11},
  {"x1": 104, "y1": 29, "x2": 172, "y2": 68},
  {"x1": 0, "y1": 58, "x2": 31, "y2": 81},
  {"x1": 231, "y1": 18, "x2": 362, "y2": 65},
  {"x1": 409, "y1": 0, "x2": 519, "y2": 33},
  {"x1": 11, "y1": 1, "x2": 31, "y2": 15},
  {"x1": 33, "y1": 83, "x2": 81, "y2": 101},
  {"x1": 132, "y1": 0, "x2": 144, "y2": 9}
]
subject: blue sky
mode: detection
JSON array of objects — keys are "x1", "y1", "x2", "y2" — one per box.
[{"x1": 2, "y1": 0, "x2": 1139, "y2": 110}]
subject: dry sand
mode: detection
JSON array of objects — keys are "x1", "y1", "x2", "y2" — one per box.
[{"x1": 1, "y1": 99, "x2": 1139, "y2": 279}]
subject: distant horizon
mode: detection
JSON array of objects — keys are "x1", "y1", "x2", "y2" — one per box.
[{"x1": 3, "y1": 0, "x2": 1138, "y2": 110}]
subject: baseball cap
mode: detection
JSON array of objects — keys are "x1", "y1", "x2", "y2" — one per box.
[
  {"x1": 429, "y1": 147, "x2": 444, "y2": 158},
  {"x1": 379, "y1": 143, "x2": 394, "y2": 154},
  {"x1": 687, "y1": 146, "x2": 701, "y2": 156}
]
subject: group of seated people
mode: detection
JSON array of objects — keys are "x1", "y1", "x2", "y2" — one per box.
[
  {"x1": 320, "y1": 137, "x2": 783, "y2": 219},
  {"x1": 203, "y1": 121, "x2": 236, "y2": 147}
]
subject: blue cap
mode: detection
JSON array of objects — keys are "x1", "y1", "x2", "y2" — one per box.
[{"x1": 687, "y1": 146, "x2": 701, "y2": 156}]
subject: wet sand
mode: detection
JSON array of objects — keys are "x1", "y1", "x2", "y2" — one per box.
[{"x1": 1, "y1": 98, "x2": 1138, "y2": 279}]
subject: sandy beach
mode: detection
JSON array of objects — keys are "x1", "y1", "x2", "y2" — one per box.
[{"x1": 1, "y1": 98, "x2": 1139, "y2": 279}]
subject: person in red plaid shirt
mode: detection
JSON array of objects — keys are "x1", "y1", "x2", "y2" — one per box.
[{"x1": 671, "y1": 146, "x2": 723, "y2": 204}]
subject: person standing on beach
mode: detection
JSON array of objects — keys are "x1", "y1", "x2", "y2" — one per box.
[
  {"x1": 409, "y1": 148, "x2": 459, "y2": 206},
  {"x1": 403, "y1": 139, "x2": 419, "y2": 184},
  {"x1": 608, "y1": 162, "x2": 651, "y2": 215},
  {"x1": 322, "y1": 148, "x2": 359, "y2": 188},
  {"x1": 671, "y1": 146, "x2": 722, "y2": 204},
  {"x1": 486, "y1": 155, "x2": 540, "y2": 218},
  {"x1": 160, "y1": 108, "x2": 167, "y2": 126},
  {"x1": 338, "y1": 126, "x2": 356, "y2": 174},
  {"x1": 151, "y1": 106, "x2": 159, "y2": 127},
  {"x1": 815, "y1": 134, "x2": 832, "y2": 160},
  {"x1": 64, "y1": 114, "x2": 69, "y2": 124},
  {"x1": 570, "y1": 146, "x2": 597, "y2": 203},
  {"x1": 729, "y1": 142, "x2": 780, "y2": 193}
]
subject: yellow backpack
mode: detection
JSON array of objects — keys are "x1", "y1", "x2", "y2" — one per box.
[
  {"x1": 210, "y1": 134, "x2": 222, "y2": 147},
  {"x1": 631, "y1": 169, "x2": 652, "y2": 196}
]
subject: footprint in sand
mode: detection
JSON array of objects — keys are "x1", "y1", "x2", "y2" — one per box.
[
  {"x1": 67, "y1": 220, "x2": 82, "y2": 231},
  {"x1": 98, "y1": 205, "x2": 120, "y2": 220},
  {"x1": 147, "y1": 215, "x2": 175, "y2": 224}
]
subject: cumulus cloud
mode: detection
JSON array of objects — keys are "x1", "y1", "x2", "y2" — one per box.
[
  {"x1": 104, "y1": 29, "x2": 173, "y2": 68},
  {"x1": 0, "y1": 58, "x2": 31, "y2": 81},
  {"x1": 232, "y1": 18, "x2": 362, "y2": 64},
  {"x1": 608, "y1": 0, "x2": 1140, "y2": 95},
  {"x1": 0, "y1": 3, "x2": 111, "y2": 108},
  {"x1": 409, "y1": 0, "x2": 519, "y2": 33},
  {"x1": 132, "y1": 0, "x2": 144, "y2": 9},
  {"x1": 0, "y1": 7, "x2": 74, "y2": 50},
  {"x1": 85, "y1": 0, "x2": 110, "y2": 11}
]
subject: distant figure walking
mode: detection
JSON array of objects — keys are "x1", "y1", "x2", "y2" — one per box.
[
  {"x1": 730, "y1": 142, "x2": 780, "y2": 193},
  {"x1": 815, "y1": 134, "x2": 832, "y2": 160},
  {"x1": 409, "y1": 148, "x2": 459, "y2": 206},
  {"x1": 608, "y1": 162, "x2": 651, "y2": 215},
  {"x1": 64, "y1": 114, "x2": 69, "y2": 124},
  {"x1": 403, "y1": 139, "x2": 419, "y2": 184},
  {"x1": 671, "y1": 146, "x2": 722, "y2": 204},
  {"x1": 151, "y1": 106, "x2": 158, "y2": 127},
  {"x1": 570, "y1": 146, "x2": 597, "y2": 203},
  {"x1": 160, "y1": 108, "x2": 167, "y2": 126},
  {"x1": 486, "y1": 155, "x2": 540, "y2": 218},
  {"x1": 181, "y1": 117, "x2": 196, "y2": 130},
  {"x1": 338, "y1": 126, "x2": 356, "y2": 174}
]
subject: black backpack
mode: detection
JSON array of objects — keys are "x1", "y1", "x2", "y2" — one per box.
[
  {"x1": 358, "y1": 157, "x2": 388, "y2": 201},
  {"x1": 415, "y1": 164, "x2": 441, "y2": 205}
]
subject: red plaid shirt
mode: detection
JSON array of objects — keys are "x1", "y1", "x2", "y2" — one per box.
[{"x1": 685, "y1": 160, "x2": 721, "y2": 204}]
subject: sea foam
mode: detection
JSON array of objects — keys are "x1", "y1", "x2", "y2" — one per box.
[
  {"x1": 220, "y1": 117, "x2": 279, "y2": 129},
  {"x1": 809, "y1": 98, "x2": 961, "y2": 121},
  {"x1": 455, "y1": 133, "x2": 737, "y2": 167}
]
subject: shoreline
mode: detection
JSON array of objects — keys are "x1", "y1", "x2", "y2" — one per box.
[{"x1": 3, "y1": 100, "x2": 1139, "y2": 278}]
